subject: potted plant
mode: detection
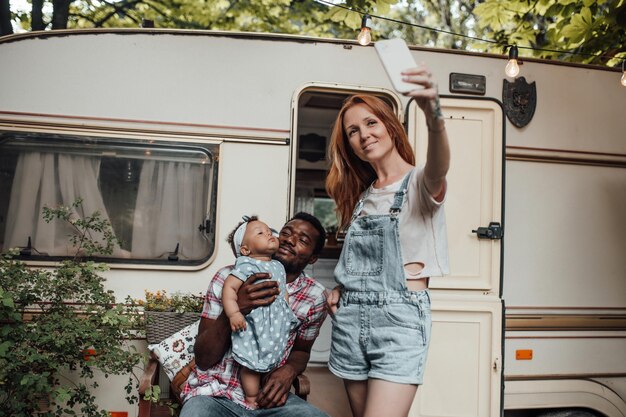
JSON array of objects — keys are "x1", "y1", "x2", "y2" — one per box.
[
  {"x1": 0, "y1": 200, "x2": 144, "y2": 416},
  {"x1": 135, "y1": 290, "x2": 203, "y2": 344}
]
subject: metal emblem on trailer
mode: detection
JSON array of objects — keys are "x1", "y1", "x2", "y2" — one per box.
[{"x1": 503, "y1": 77, "x2": 537, "y2": 128}]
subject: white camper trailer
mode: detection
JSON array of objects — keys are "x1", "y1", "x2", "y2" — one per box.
[{"x1": 0, "y1": 29, "x2": 624, "y2": 417}]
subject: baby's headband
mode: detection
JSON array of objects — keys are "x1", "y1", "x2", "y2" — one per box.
[
  {"x1": 233, "y1": 215, "x2": 251, "y2": 257},
  {"x1": 233, "y1": 215, "x2": 279, "y2": 257}
]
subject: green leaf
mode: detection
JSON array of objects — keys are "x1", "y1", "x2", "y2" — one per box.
[
  {"x1": 344, "y1": 11, "x2": 362, "y2": 29},
  {"x1": 54, "y1": 387, "x2": 72, "y2": 403},
  {"x1": 580, "y1": 7, "x2": 593, "y2": 24},
  {"x1": 329, "y1": 8, "x2": 348, "y2": 22},
  {"x1": 375, "y1": 1, "x2": 391, "y2": 15},
  {"x1": 560, "y1": 23, "x2": 586, "y2": 44},
  {"x1": 474, "y1": 0, "x2": 514, "y2": 30},
  {"x1": 562, "y1": 3, "x2": 578, "y2": 18},
  {"x1": 510, "y1": 31, "x2": 536, "y2": 45},
  {"x1": 545, "y1": 3, "x2": 564, "y2": 17},
  {"x1": 1, "y1": 297, "x2": 14, "y2": 308},
  {"x1": 0, "y1": 341, "x2": 12, "y2": 356},
  {"x1": 560, "y1": 6, "x2": 594, "y2": 44}
]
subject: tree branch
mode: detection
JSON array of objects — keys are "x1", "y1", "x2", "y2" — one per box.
[
  {"x1": 511, "y1": 0, "x2": 540, "y2": 38},
  {"x1": 30, "y1": 0, "x2": 45, "y2": 30},
  {"x1": 70, "y1": 12, "x2": 98, "y2": 25},
  {"x1": 1, "y1": 0, "x2": 15, "y2": 35},
  {"x1": 51, "y1": 0, "x2": 74, "y2": 29},
  {"x1": 141, "y1": 0, "x2": 205, "y2": 29},
  {"x1": 93, "y1": 0, "x2": 143, "y2": 27}
]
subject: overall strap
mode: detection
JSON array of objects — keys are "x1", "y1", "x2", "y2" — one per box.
[
  {"x1": 349, "y1": 188, "x2": 369, "y2": 225},
  {"x1": 389, "y1": 169, "x2": 414, "y2": 216}
]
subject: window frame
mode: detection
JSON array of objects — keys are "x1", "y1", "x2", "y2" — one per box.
[{"x1": 0, "y1": 129, "x2": 221, "y2": 270}]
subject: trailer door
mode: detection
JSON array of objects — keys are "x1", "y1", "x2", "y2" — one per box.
[{"x1": 407, "y1": 98, "x2": 504, "y2": 417}]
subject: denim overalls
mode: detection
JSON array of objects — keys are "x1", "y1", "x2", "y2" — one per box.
[{"x1": 328, "y1": 170, "x2": 432, "y2": 384}]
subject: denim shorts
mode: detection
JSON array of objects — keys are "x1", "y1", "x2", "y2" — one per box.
[{"x1": 328, "y1": 289, "x2": 432, "y2": 385}]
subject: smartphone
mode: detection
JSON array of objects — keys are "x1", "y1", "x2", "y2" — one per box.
[{"x1": 374, "y1": 38, "x2": 420, "y2": 93}]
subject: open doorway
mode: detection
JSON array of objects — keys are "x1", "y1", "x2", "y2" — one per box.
[
  {"x1": 293, "y1": 89, "x2": 400, "y2": 365},
  {"x1": 293, "y1": 89, "x2": 398, "y2": 260}
]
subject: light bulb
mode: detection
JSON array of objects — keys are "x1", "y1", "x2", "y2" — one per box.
[
  {"x1": 357, "y1": 13, "x2": 372, "y2": 46},
  {"x1": 505, "y1": 45, "x2": 520, "y2": 77},
  {"x1": 357, "y1": 27, "x2": 371, "y2": 46},
  {"x1": 505, "y1": 59, "x2": 520, "y2": 77}
]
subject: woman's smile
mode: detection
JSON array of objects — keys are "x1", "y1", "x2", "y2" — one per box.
[
  {"x1": 343, "y1": 103, "x2": 393, "y2": 162},
  {"x1": 362, "y1": 141, "x2": 378, "y2": 151}
]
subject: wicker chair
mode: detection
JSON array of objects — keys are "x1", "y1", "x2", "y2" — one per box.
[{"x1": 137, "y1": 313, "x2": 310, "y2": 417}]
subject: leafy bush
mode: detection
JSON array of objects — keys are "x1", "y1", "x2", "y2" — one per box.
[{"x1": 0, "y1": 200, "x2": 144, "y2": 417}]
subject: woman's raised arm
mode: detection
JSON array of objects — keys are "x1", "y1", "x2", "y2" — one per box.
[{"x1": 402, "y1": 64, "x2": 451, "y2": 198}]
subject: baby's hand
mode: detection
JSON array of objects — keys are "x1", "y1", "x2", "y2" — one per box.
[{"x1": 229, "y1": 313, "x2": 247, "y2": 332}]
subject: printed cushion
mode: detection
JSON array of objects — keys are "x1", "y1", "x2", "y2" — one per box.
[{"x1": 148, "y1": 320, "x2": 199, "y2": 381}]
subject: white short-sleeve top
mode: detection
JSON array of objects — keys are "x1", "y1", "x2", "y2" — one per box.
[{"x1": 359, "y1": 166, "x2": 449, "y2": 279}]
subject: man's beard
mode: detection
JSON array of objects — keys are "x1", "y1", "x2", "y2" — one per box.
[{"x1": 274, "y1": 251, "x2": 300, "y2": 274}]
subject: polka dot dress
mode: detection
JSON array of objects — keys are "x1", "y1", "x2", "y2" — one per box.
[{"x1": 229, "y1": 257, "x2": 299, "y2": 372}]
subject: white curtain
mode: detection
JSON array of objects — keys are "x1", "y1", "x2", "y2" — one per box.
[
  {"x1": 131, "y1": 160, "x2": 206, "y2": 260},
  {"x1": 3, "y1": 152, "x2": 123, "y2": 256}
]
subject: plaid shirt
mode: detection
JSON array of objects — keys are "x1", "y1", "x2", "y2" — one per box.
[{"x1": 180, "y1": 265, "x2": 328, "y2": 408}]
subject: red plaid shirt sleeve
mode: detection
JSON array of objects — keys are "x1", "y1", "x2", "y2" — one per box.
[
  {"x1": 201, "y1": 266, "x2": 232, "y2": 320},
  {"x1": 289, "y1": 275, "x2": 328, "y2": 341}
]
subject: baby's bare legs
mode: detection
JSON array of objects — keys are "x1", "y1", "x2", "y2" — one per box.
[{"x1": 240, "y1": 367, "x2": 261, "y2": 408}]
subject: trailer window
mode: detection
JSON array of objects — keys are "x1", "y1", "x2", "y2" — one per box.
[{"x1": 0, "y1": 132, "x2": 218, "y2": 265}]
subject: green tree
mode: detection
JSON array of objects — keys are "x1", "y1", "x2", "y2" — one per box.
[
  {"x1": 4, "y1": 0, "x2": 623, "y2": 69},
  {"x1": 0, "y1": 0, "x2": 12, "y2": 35},
  {"x1": 372, "y1": 0, "x2": 480, "y2": 49},
  {"x1": 323, "y1": 0, "x2": 482, "y2": 49},
  {"x1": 472, "y1": 0, "x2": 626, "y2": 66},
  {"x1": 7, "y1": 0, "x2": 354, "y2": 39}
]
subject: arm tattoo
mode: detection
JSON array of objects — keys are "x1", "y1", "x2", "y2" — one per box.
[
  {"x1": 426, "y1": 96, "x2": 445, "y2": 132},
  {"x1": 431, "y1": 96, "x2": 443, "y2": 120}
]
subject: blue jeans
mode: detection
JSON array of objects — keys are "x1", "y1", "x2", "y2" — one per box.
[{"x1": 179, "y1": 394, "x2": 330, "y2": 417}]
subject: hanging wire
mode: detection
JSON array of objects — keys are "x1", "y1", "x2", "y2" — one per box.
[
  {"x1": 316, "y1": 0, "x2": 498, "y2": 45},
  {"x1": 516, "y1": 44, "x2": 623, "y2": 62},
  {"x1": 314, "y1": 0, "x2": 625, "y2": 65}
]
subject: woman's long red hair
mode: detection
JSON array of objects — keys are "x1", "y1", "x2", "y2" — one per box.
[{"x1": 325, "y1": 95, "x2": 415, "y2": 229}]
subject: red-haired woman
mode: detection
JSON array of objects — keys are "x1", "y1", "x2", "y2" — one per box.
[{"x1": 325, "y1": 66, "x2": 450, "y2": 417}]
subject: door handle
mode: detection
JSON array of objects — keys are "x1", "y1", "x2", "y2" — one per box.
[{"x1": 472, "y1": 222, "x2": 503, "y2": 240}]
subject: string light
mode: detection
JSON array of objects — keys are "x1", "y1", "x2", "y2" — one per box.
[
  {"x1": 505, "y1": 45, "x2": 520, "y2": 77},
  {"x1": 357, "y1": 13, "x2": 371, "y2": 46},
  {"x1": 314, "y1": 0, "x2": 624, "y2": 85}
]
